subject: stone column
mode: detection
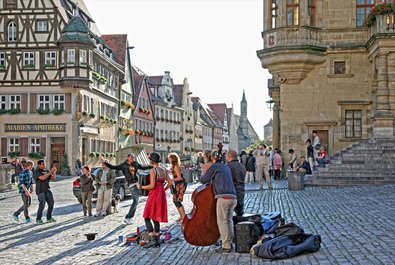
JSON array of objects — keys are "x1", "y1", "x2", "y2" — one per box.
[
  {"x1": 271, "y1": 87, "x2": 281, "y2": 149},
  {"x1": 374, "y1": 53, "x2": 394, "y2": 138},
  {"x1": 0, "y1": 164, "x2": 13, "y2": 192}
]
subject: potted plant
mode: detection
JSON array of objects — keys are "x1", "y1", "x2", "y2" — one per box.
[
  {"x1": 8, "y1": 151, "x2": 21, "y2": 159},
  {"x1": 51, "y1": 108, "x2": 64, "y2": 115},
  {"x1": 89, "y1": 113, "x2": 96, "y2": 119},
  {"x1": 9, "y1": 108, "x2": 21, "y2": 114},
  {"x1": 36, "y1": 107, "x2": 51, "y2": 115}
]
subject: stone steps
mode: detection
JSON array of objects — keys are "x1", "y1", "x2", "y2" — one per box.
[{"x1": 307, "y1": 137, "x2": 395, "y2": 186}]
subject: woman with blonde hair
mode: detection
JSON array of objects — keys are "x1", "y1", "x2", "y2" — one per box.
[
  {"x1": 167, "y1": 152, "x2": 187, "y2": 223},
  {"x1": 200, "y1": 150, "x2": 213, "y2": 175}
]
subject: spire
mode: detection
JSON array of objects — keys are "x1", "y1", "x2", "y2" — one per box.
[
  {"x1": 242, "y1": 90, "x2": 246, "y2": 102},
  {"x1": 58, "y1": 7, "x2": 93, "y2": 44}
]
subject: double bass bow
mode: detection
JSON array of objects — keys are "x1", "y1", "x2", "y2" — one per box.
[{"x1": 181, "y1": 183, "x2": 220, "y2": 246}]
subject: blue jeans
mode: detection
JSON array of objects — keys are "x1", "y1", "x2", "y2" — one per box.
[
  {"x1": 125, "y1": 186, "x2": 139, "y2": 219},
  {"x1": 37, "y1": 190, "x2": 55, "y2": 220}
]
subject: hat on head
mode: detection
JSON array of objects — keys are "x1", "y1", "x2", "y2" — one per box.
[{"x1": 149, "y1": 152, "x2": 161, "y2": 163}]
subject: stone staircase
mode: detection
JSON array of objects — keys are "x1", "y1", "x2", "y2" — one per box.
[{"x1": 305, "y1": 138, "x2": 395, "y2": 186}]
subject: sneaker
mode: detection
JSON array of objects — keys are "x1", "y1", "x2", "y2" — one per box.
[
  {"x1": 94, "y1": 214, "x2": 100, "y2": 217},
  {"x1": 12, "y1": 214, "x2": 19, "y2": 222},
  {"x1": 101, "y1": 213, "x2": 107, "y2": 217},
  {"x1": 124, "y1": 218, "x2": 132, "y2": 225},
  {"x1": 36, "y1": 219, "x2": 44, "y2": 225},
  {"x1": 25, "y1": 218, "x2": 32, "y2": 223},
  {"x1": 214, "y1": 247, "x2": 231, "y2": 253},
  {"x1": 47, "y1": 217, "x2": 56, "y2": 223}
]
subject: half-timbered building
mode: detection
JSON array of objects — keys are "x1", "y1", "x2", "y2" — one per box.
[{"x1": 0, "y1": 0, "x2": 123, "y2": 172}]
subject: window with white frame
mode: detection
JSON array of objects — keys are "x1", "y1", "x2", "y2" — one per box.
[
  {"x1": 45, "y1": 51, "x2": 56, "y2": 67},
  {"x1": 9, "y1": 138, "x2": 19, "y2": 152},
  {"x1": 89, "y1": 50, "x2": 93, "y2": 66},
  {"x1": 0, "y1": 52, "x2": 5, "y2": 68},
  {"x1": 38, "y1": 95, "x2": 50, "y2": 109},
  {"x1": 23, "y1": 52, "x2": 34, "y2": 67},
  {"x1": 53, "y1": 94, "x2": 65, "y2": 109},
  {"x1": 80, "y1": 50, "x2": 87, "y2": 65},
  {"x1": 0, "y1": 95, "x2": 6, "y2": 109},
  {"x1": 36, "y1": 20, "x2": 48, "y2": 32},
  {"x1": 9, "y1": 95, "x2": 21, "y2": 109},
  {"x1": 30, "y1": 138, "x2": 40, "y2": 153},
  {"x1": 83, "y1": 95, "x2": 89, "y2": 112},
  {"x1": 67, "y1": 49, "x2": 75, "y2": 64},
  {"x1": 90, "y1": 98, "x2": 94, "y2": 113},
  {"x1": 7, "y1": 22, "x2": 17, "y2": 42},
  {"x1": 61, "y1": 50, "x2": 64, "y2": 65},
  {"x1": 121, "y1": 92, "x2": 131, "y2": 102}
]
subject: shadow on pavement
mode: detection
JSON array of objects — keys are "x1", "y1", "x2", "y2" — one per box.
[
  {"x1": 37, "y1": 224, "x2": 126, "y2": 265},
  {"x1": 53, "y1": 203, "x2": 83, "y2": 216},
  {"x1": 0, "y1": 216, "x2": 101, "y2": 250}
]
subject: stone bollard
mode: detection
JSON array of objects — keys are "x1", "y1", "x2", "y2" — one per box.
[
  {"x1": 0, "y1": 164, "x2": 14, "y2": 192},
  {"x1": 287, "y1": 172, "x2": 305, "y2": 191}
]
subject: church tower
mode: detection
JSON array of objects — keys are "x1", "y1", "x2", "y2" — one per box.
[{"x1": 240, "y1": 90, "x2": 249, "y2": 137}]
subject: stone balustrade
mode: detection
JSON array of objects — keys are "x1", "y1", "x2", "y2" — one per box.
[
  {"x1": 370, "y1": 14, "x2": 395, "y2": 37},
  {"x1": 0, "y1": 164, "x2": 13, "y2": 192},
  {"x1": 262, "y1": 26, "x2": 324, "y2": 49}
]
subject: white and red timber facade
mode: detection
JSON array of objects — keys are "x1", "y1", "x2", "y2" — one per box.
[{"x1": 0, "y1": 0, "x2": 123, "y2": 172}]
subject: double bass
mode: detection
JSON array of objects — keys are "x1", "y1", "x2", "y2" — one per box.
[{"x1": 182, "y1": 183, "x2": 220, "y2": 246}]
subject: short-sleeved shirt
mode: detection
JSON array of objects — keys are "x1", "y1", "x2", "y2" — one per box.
[
  {"x1": 18, "y1": 169, "x2": 33, "y2": 194},
  {"x1": 33, "y1": 168, "x2": 51, "y2": 195}
]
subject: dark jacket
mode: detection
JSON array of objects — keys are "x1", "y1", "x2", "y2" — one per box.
[
  {"x1": 201, "y1": 162, "x2": 236, "y2": 199},
  {"x1": 104, "y1": 160, "x2": 151, "y2": 186},
  {"x1": 95, "y1": 168, "x2": 116, "y2": 190},
  {"x1": 246, "y1": 155, "x2": 256, "y2": 172},
  {"x1": 307, "y1": 145, "x2": 314, "y2": 158},
  {"x1": 80, "y1": 174, "x2": 94, "y2": 193},
  {"x1": 11, "y1": 161, "x2": 24, "y2": 175},
  {"x1": 299, "y1": 161, "x2": 312, "y2": 174},
  {"x1": 227, "y1": 160, "x2": 246, "y2": 192}
]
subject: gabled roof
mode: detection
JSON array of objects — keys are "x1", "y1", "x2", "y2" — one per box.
[
  {"x1": 101, "y1": 34, "x2": 128, "y2": 68},
  {"x1": 131, "y1": 65, "x2": 146, "y2": 110},
  {"x1": 173, "y1": 84, "x2": 183, "y2": 107},
  {"x1": 264, "y1": 118, "x2": 273, "y2": 127},
  {"x1": 208, "y1": 103, "x2": 227, "y2": 126},
  {"x1": 147, "y1": 76, "x2": 163, "y2": 86}
]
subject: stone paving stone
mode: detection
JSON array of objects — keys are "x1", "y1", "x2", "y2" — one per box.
[{"x1": 0, "y1": 179, "x2": 395, "y2": 264}]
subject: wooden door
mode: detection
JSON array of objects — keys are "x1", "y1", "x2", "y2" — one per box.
[
  {"x1": 314, "y1": 130, "x2": 329, "y2": 154},
  {"x1": 51, "y1": 144, "x2": 65, "y2": 172}
]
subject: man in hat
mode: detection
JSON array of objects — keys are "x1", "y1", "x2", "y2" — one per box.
[{"x1": 100, "y1": 154, "x2": 152, "y2": 225}]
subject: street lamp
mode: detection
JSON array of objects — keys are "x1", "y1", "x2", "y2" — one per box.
[{"x1": 265, "y1": 99, "x2": 275, "y2": 111}]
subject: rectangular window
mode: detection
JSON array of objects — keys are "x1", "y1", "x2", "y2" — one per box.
[
  {"x1": 100, "y1": 102, "x2": 105, "y2": 116},
  {"x1": 345, "y1": 110, "x2": 362, "y2": 138},
  {"x1": 61, "y1": 50, "x2": 64, "y2": 65},
  {"x1": 356, "y1": 0, "x2": 375, "y2": 27},
  {"x1": 90, "y1": 98, "x2": 94, "y2": 114},
  {"x1": 0, "y1": 52, "x2": 5, "y2": 68},
  {"x1": 308, "y1": 0, "x2": 316, "y2": 26},
  {"x1": 286, "y1": 0, "x2": 299, "y2": 26},
  {"x1": 23, "y1": 52, "x2": 34, "y2": 67},
  {"x1": 45, "y1": 51, "x2": 56, "y2": 67},
  {"x1": 53, "y1": 94, "x2": 65, "y2": 109},
  {"x1": 270, "y1": 0, "x2": 278, "y2": 29},
  {"x1": 38, "y1": 95, "x2": 51, "y2": 110},
  {"x1": 80, "y1": 50, "x2": 87, "y2": 65},
  {"x1": 0, "y1": 95, "x2": 6, "y2": 109},
  {"x1": 89, "y1": 50, "x2": 93, "y2": 67},
  {"x1": 67, "y1": 49, "x2": 75, "y2": 64},
  {"x1": 30, "y1": 138, "x2": 40, "y2": 153},
  {"x1": 36, "y1": 20, "x2": 48, "y2": 32},
  {"x1": 83, "y1": 95, "x2": 89, "y2": 112},
  {"x1": 9, "y1": 138, "x2": 19, "y2": 152},
  {"x1": 9, "y1": 95, "x2": 21, "y2": 109},
  {"x1": 334, "y1": 61, "x2": 346, "y2": 74}
]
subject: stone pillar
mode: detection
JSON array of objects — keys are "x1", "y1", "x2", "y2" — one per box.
[
  {"x1": 374, "y1": 53, "x2": 394, "y2": 138},
  {"x1": 0, "y1": 164, "x2": 13, "y2": 192},
  {"x1": 272, "y1": 87, "x2": 281, "y2": 149}
]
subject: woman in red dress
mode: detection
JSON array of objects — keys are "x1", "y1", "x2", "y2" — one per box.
[
  {"x1": 137, "y1": 152, "x2": 172, "y2": 248},
  {"x1": 167, "y1": 152, "x2": 187, "y2": 223}
]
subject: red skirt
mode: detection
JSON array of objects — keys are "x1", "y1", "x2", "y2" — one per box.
[{"x1": 143, "y1": 182, "x2": 168, "y2": 223}]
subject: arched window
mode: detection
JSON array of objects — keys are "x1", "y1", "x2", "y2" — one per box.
[{"x1": 8, "y1": 21, "x2": 17, "y2": 42}]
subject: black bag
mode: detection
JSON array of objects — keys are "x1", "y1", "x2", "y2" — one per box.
[
  {"x1": 274, "y1": 223, "x2": 304, "y2": 237},
  {"x1": 314, "y1": 144, "x2": 321, "y2": 150},
  {"x1": 235, "y1": 221, "x2": 261, "y2": 253}
]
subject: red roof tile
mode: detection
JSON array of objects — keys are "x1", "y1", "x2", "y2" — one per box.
[{"x1": 101, "y1": 34, "x2": 127, "y2": 68}]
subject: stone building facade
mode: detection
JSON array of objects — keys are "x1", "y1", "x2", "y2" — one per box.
[{"x1": 257, "y1": 0, "x2": 395, "y2": 159}]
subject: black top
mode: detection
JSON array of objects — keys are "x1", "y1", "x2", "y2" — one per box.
[
  {"x1": 307, "y1": 144, "x2": 314, "y2": 158},
  {"x1": 105, "y1": 160, "x2": 151, "y2": 186},
  {"x1": 33, "y1": 168, "x2": 51, "y2": 195}
]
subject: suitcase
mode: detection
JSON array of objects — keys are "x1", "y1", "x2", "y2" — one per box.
[
  {"x1": 138, "y1": 172, "x2": 150, "y2": 196},
  {"x1": 235, "y1": 221, "x2": 260, "y2": 253}
]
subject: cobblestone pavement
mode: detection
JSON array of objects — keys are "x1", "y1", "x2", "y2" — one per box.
[{"x1": 0, "y1": 177, "x2": 394, "y2": 265}]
